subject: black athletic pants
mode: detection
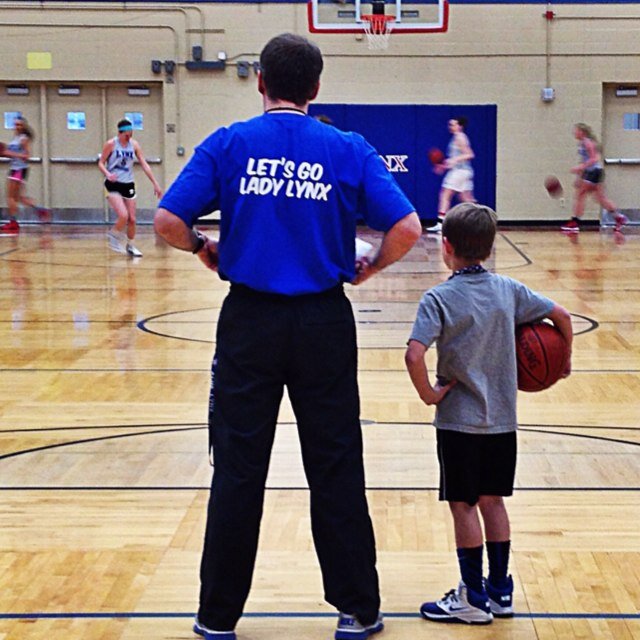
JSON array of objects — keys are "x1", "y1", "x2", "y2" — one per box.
[{"x1": 197, "y1": 283, "x2": 380, "y2": 630}]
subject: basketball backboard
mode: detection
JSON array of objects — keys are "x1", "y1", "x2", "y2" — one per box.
[{"x1": 307, "y1": 0, "x2": 449, "y2": 34}]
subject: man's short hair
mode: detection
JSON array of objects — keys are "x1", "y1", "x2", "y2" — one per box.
[
  {"x1": 454, "y1": 116, "x2": 468, "y2": 128},
  {"x1": 442, "y1": 203, "x2": 497, "y2": 261},
  {"x1": 260, "y1": 33, "x2": 323, "y2": 106}
]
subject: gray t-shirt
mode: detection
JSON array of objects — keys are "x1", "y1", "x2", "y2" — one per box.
[{"x1": 409, "y1": 272, "x2": 555, "y2": 434}]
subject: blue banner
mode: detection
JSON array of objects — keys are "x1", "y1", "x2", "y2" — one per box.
[{"x1": 309, "y1": 103, "x2": 497, "y2": 222}]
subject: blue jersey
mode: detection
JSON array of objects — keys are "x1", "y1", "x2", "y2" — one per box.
[{"x1": 159, "y1": 112, "x2": 415, "y2": 295}]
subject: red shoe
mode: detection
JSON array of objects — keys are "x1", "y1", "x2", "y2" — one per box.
[
  {"x1": 0, "y1": 219, "x2": 20, "y2": 234},
  {"x1": 560, "y1": 219, "x2": 580, "y2": 233},
  {"x1": 614, "y1": 213, "x2": 629, "y2": 232},
  {"x1": 36, "y1": 207, "x2": 51, "y2": 222}
]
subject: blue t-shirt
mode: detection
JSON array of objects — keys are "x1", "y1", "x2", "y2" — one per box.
[{"x1": 159, "y1": 112, "x2": 415, "y2": 295}]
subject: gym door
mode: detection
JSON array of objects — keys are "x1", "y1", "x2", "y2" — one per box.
[
  {"x1": 48, "y1": 84, "x2": 104, "y2": 220},
  {"x1": 602, "y1": 85, "x2": 640, "y2": 210}
]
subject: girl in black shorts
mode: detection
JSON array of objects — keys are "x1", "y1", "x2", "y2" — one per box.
[{"x1": 562, "y1": 123, "x2": 626, "y2": 233}]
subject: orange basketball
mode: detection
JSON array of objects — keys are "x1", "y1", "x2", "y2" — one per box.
[
  {"x1": 516, "y1": 322, "x2": 569, "y2": 392},
  {"x1": 544, "y1": 175, "x2": 563, "y2": 198},
  {"x1": 428, "y1": 147, "x2": 445, "y2": 165}
]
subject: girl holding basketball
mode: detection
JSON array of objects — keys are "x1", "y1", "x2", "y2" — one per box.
[
  {"x1": 562, "y1": 123, "x2": 627, "y2": 233},
  {"x1": 1, "y1": 116, "x2": 50, "y2": 234},
  {"x1": 427, "y1": 117, "x2": 475, "y2": 233}
]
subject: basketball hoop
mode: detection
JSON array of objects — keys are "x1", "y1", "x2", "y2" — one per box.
[{"x1": 361, "y1": 14, "x2": 394, "y2": 50}]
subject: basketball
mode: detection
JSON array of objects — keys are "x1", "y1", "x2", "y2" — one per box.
[
  {"x1": 516, "y1": 322, "x2": 569, "y2": 392},
  {"x1": 544, "y1": 175, "x2": 563, "y2": 198},
  {"x1": 428, "y1": 147, "x2": 445, "y2": 165}
]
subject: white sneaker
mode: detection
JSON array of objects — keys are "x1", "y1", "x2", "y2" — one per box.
[
  {"x1": 426, "y1": 221, "x2": 442, "y2": 233},
  {"x1": 420, "y1": 581, "x2": 493, "y2": 625},
  {"x1": 126, "y1": 242, "x2": 143, "y2": 258},
  {"x1": 107, "y1": 230, "x2": 127, "y2": 254}
]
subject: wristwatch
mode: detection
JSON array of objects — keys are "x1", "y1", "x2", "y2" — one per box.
[{"x1": 192, "y1": 230, "x2": 206, "y2": 254}]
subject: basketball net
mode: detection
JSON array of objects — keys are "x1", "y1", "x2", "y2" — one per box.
[{"x1": 361, "y1": 14, "x2": 394, "y2": 50}]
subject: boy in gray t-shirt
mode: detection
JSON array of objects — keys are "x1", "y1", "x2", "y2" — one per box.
[{"x1": 405, "y1": 203, "x2": 573, "y2": 625}]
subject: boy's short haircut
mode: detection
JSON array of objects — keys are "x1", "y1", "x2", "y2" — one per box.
[
  {"x1": 454, "y1": 116, "x2": 468, "y2": 128},
  {"x1": 260, "y1": 33, "x2": 323, "y2": 106},
  {"x1": 442, "y1": 203, "x2": 498, "y2": 261}
]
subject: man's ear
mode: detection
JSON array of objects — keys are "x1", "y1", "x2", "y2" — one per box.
[
  {"x1": 308, "y1": 81, "x2": 320, "y2": 101},
  {"x1": 258, "y1": 71, "x2": 265, "y2": 95}
]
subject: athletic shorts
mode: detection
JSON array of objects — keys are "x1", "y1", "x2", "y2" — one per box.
[
  {"x1": 8, "y1": 167, "x2": 28, "y2": 183},
  {"x1": 442, "y1": 167, "x2": 474, "y2": 193},
  {"x1": 104, "y1": 179, "x2": 136, "y2": 199},
  {"x1": 582, "y1": 167, "x2": 604, "y2": 184},
  {"x1": 436, "y1": 429, "x2": 517, "y2": 506}
]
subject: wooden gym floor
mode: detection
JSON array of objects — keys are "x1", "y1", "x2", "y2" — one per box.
[{"x1": 0, "y1": 224, "x2": 639, "y2": 640}]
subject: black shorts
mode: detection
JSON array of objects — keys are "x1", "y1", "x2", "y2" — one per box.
[
  {"x1": 436, "y1": 429, "x2": 517, "y2": 506},
  {"x1": 104, "y1": 180, "x2": 136, "y2": 199},
  {"x1": 582, "y1": 167, "x2": 604, "y2": 184}
]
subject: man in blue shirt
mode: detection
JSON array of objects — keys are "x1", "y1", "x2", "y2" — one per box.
[{"x1": 155, "y1": 33, "x2": 421, "y2": 640}]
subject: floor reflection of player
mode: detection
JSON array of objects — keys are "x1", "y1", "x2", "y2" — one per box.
[
  {"x1": 7, "y1": 252, "x2": 29, "y2": 342},
  {"x1": 111, "y1": 265, "x2": 139, "y2": 368}
]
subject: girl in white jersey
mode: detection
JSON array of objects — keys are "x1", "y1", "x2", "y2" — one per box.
[
  {"x1": 428, "y1": 117, "x2": 475, "y2": 233},
  {"x1": 1, "y1": 116, "x2": 50, "y2": 234},
  {"x1": 98, "y1": 118, "x2": 163, "y2": 256},
  {"x1": 562, "y1": 122, "x2": 627, "y2": 234}
]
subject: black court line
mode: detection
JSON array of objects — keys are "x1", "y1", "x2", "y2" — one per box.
[
  {"x1": 136, "y1": 308, "x2": 598, "y2": 344},
  {"x1": 0, "y1": 420, "x2": 638, "y2": 434},
  {"x1": 0, "y1": 255, "x2": 219, "y2": 274},
  {"x1": 0, "y1": 422, "x2": 204, "y2": 433},
  {"x1": 0, "y1": 368, "x2": 211, "y2": 373},
  {"x1": 1, "y1": 424, "x2": 639, "y2": 492},
  {"x1": 0, "y1": 426, "x2": 201, "y2": 462},
  {"x1": 1, "y1": 611, "x2": 639, "y2": 621},
  {"x1": 2, "y1": 486, "x2": 640, "y2": 492},
  {"x1": 521, "y1": 427, "x2": 640, "y2": 449},
  {"x1": 3, "y1": 366, "x2": 640, "y2": 373},
  {"x1": 0, "y1": 320, "x2": 216, "y2": 325},
  {"x1": 136, "y1": 307, "x2": 215, "y2": 344},
  {"x1": 497, "y1": 233, "x2": 533, "y2": 266}
]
